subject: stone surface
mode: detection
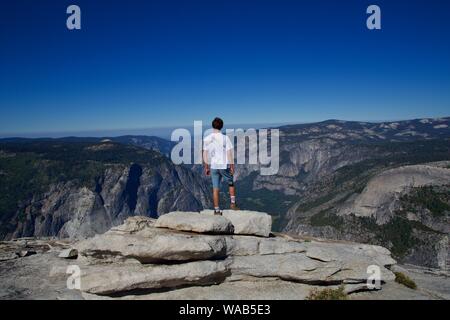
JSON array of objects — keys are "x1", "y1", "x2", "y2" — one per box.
[
  {"x1": 17, "y1": 250, "x2": 36, "y2": 258},
  {"x1": 202, "y1": 210, "x2": 272, "y2": 237},
  {"x1": 2, "y1": 215, "x2": 447, "y2": 300},
  {"x1": 303, "y1": 241, "x2": 397, "y2": 267},
  {"x1": 2, "y1": 157, "x2": 213, "y2": 240},
  {"x1": 2, "y1": 120, "x2": 449, "y2": 274},
  {"x1": 230, "y1": 253, "x2": 339, "y2": 282},
  {"x1": 155, "y1": 211, "x2": 234, "y2": 234},
  {"x1": 58, "y1": 248, "x2": 78, "y2": 259},
  {"x1": 82, "y1": 279, "x2": 318, "y2": 300},
  {"x1": 109, "y1": 216, "x2": 156, "y2": 234},
  {"x1": 225, "y1": 236, "x2": 306, "y2": 256},
  {"x1": 0, "y1": 253, "x2": 18, "y2": 262},
  {"x1": 391, "y1": 264, "x2": 450, "y2": 300},
  {"x1": 340, "y1": 165, "x2": 450, "y2": 222},
  {"x1": 229, "y1": 253, "x2": 395, "y2": 284},
  {"x1": 0, "y1": 241, "x2": 83, "y2": 300},
  {"x1": 80, "y1": 260, "x2": 231, "y2": 295},
  {"x1": 75, "y1": 218, "x2": 227, "y2": 263}
]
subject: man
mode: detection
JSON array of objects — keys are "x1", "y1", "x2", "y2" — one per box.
[{"x1": 203, "y1": 117, "x2": 239, "y2": 215}]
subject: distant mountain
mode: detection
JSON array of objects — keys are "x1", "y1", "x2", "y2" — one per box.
[
  {"x1": 278, "y1": 117, "x2": 450, "y2": 143},
  {"x1": 0, "y1": 135, "x2": 175, "y2": 157},
  {"x1": 232, "y1": 117, "x2": 450, "y2": 269},
  {"x1": 1, "y1": 117, "x2": 449, "y2": 270},
  {"x1": 235, "y1": 117, "x2": 450, "y2": 218},
  {"x1": 108, "y1": 135, "x2": 175, "y2": 157}
]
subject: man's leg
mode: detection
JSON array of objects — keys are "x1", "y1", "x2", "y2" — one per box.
[
  {"x1": 211, "y1": 169, "x2": 222, "y2": 214},
  {"x1": 229, "y1": 185, "x2": 238, "y2": 209},
  {"x1": 213, "y1": 188, "x2": 220, "y2": 209},
  {"x1": 229, "y1": 185, "x2": 236, "y2": 198},
  {"x1": 223, "y1": 169, "x2": 239, "y2": 210}
]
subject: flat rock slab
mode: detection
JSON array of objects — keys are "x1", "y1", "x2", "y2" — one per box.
[
  {"x1": 225, "y1": 236, "x2": 307, "y2": 256},
  {"x1": 229, "y1": 250, "x2": 395, "y2": 284},
  {"x1": 75, "y1": 226, "x2": 227, "y2": 263},
  {"x1": 154, "y1": 211, "x2": 234, "y2": 234},
  {"x1": 82, "y1": 279, "x2": 318, "y2": 300},
  {"x1": 230, "y1": 253, "x2": 341, "y2": 283},
  {"x1": 303, "y1": 241, "x2": 397, "y2": 270},
  {"x1": 80, "y1": 260, "x2": 231, "y2": 295},
  {"x1": 202, "y1": 210, "x2": 272, "y2": 237}
]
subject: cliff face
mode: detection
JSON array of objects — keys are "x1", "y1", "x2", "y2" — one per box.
[
  {"x1": 284, "y1": 163, "x2": 450, "y2": 270},
  {"x1": 8, "y1": 164, "x2": 211, "y2": 240},
  {"x1": 229, "y1": 118, "x2": 450, "y2": 269},
  {"x1": 235, "y1": 118, "x2": 450, "y2": 217},
  {"x1": 0, "y1": 141, "x2": 211, "y2": 240}
]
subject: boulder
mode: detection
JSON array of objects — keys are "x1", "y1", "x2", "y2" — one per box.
[
  {"x1": 60, "y1": 214, "x2": 399, "y2": 298},
  {"x1": 202, "y1": 210, "x2": 272, "y2": 237},
  {"x1": 80, "y1": 260, "x2": 231, "y2": 295},
  {"x1": 58, "y1": 248, "x2": 78, "y2": 259},
  {"x1": 229, "y1": 240, "x2": 396, "y2": 284},
  {"x1": 17, "y1": 250, "x2": 36, "y2": 257},
  {"x1": 154, "y1": 211, "x2": 234, "y2": 234},
  {"x1": 75, "y1": 226, "x2": 227, "y2": 263}
]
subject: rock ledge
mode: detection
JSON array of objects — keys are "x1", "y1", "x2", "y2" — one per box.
[{"x1": 57, "y1": 212, "x2": 399, "y2": 299}]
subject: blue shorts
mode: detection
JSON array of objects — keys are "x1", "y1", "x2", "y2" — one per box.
[{"x1": 211, "y1": 168, "x2": 234, "y2": 189}]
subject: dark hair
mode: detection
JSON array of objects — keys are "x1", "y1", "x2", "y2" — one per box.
[{"x1": 212, "y1": 117, "x2": 224, "y2": 130}]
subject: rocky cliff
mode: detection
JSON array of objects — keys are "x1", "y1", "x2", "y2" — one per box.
[
  {"x1": 227, "y1": 118, "x2": 450, "y2": 269},
  {"x1": 1, "y1": 210, "x2": 449, "y2": 300},
  {"x1": 0, "y1": 141, "x2": 211, "y2": 240},
  {"x1": 285, "y1": 162, "x2": 450, "y2": 270},
  {"x1": 234, "y1": 118, "x2": 450, "y2": 225}
]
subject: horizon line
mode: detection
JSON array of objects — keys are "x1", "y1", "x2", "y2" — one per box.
[{"x1": 1, "y1": 116, "x2": 449, "y2": 139}]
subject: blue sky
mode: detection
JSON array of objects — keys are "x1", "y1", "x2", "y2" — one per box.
[{"x1": 1, "y1": 0, "x2": 450, "y2": 136}]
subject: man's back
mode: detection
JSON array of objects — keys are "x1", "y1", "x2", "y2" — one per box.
[{"x1": 203, "y1": 132, "x2": 233, "y2": 170}]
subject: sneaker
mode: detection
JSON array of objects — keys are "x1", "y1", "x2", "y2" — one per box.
[
  {"x1": 230, "y1": 203, "x2": 240, "y2": 210},
  {"x1": 214, "y1": 210, "x2": 223, "y2": 216}
]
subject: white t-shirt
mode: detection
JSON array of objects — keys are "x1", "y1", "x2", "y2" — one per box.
[{"x1": 203, "y1": 132, "x2": 233, "y2": 169}]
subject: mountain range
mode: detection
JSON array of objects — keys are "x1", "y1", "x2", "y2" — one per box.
[{"x1": 0, "y1": 117, "x2": 449, "y2": 269}]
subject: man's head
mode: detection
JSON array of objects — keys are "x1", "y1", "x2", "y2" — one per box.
[{"x1": 212, "y1": 117, "x2": 224, "y2": 130}]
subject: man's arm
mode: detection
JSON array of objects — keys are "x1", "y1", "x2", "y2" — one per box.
[
  {"x1": 203, "y1": 150, "x2": 210, "y2": 176},
  {"x1": 227, "y1": 149, "x2": 235, "y2": 175},
  {"x1": 227, "y1": 138, "x2": 235, "y2": 175}
]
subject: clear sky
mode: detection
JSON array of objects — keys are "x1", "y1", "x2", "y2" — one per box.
[{"x1": 1, "y1": 0, "x2": 450, "y2": 136}]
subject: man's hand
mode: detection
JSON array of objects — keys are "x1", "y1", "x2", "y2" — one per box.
[
  {"x1": 229, "y1": 164, "x2": 235, "y2": 175},
  {"x1": 204, "y1": 164, "x2": 210, "y2": 176}
]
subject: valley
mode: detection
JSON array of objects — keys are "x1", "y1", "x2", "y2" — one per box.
[{"x1": 1, "y1": 117, "x2": 449, "y2": 270}]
